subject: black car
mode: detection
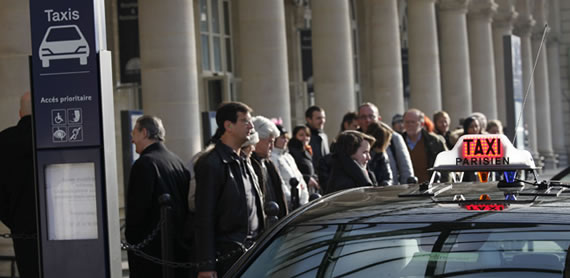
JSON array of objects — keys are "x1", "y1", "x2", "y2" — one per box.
[{"x1": 227, "y1": 135, "x2": 570, "y2": 277}]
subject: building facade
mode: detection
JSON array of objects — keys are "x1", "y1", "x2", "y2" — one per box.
[{"x1": 1, "y1": 0, "x2": 570, "y2": 274}]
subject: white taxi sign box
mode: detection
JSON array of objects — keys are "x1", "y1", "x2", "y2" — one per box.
[{"x1": 432, "y1": 134, "x2": 536, "y2": 172}]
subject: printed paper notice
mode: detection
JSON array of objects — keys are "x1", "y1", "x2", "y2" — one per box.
[{"x1": 46, "y1": 163, "x2": 98, "y2": 240}]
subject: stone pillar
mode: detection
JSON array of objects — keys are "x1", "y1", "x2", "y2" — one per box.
[
  {"x1": 438, "y1": 0, "x2": 472, "y2": 126},
  {"x1": 407, "y1": 0, "x2": 442, "y2": 115},
  {"x1": 0, "y1": 0, "x2": 31, "y2": 130},
  {"x1": 531, "y1": 0, "x2": 555, "y2": 168},
  {"x1": 493, "y1": 0, "x2": 518, "y2": 124},
  {"x1": 468, "y1": 0, "x2": 498, "y2": 120},
  {"x1": 362, "y1": 0, "x2": 404, "y2": 119},
  {"x1": 547, "y1": 0, "x2": 568, "y2": 165},
  {"x1": 139, "y1": 0, "x2": 201, "y2": 161},
  {"x1": 514, "y1": 0, "x2": 539, "y2": 159},
  {"x1": 238, "y1": 0, "x2": 292, "y2": 130},
  {"x1": 311, "y1": 0, "x2": 355, "y2": 138}
]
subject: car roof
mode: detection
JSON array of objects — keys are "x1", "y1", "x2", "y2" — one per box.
[{"x1": 288, "y1": 182, "x2": 570, "y2": 226}]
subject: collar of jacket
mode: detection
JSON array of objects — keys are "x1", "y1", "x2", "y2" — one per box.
[
  {"x1": 250, "y1": 152, "x2": 267, "y2": 165},
  {"x1": 333, "y1": 152, "x2": 374, "y2": 186},
  {"x1": 140, "y1": 141, "x2": 165, "y2": 156},
  {"x1": 288, "y1": 137, "x2": 304, "y2": 150},
  {"x1": 306, "y1": 124, "x2": 322, "y2": 135},
  {"x1": 272, "y1": 147, "x2": 287, "y2": 156},
  {"x1": 18, "y1": 115, "x2": 32, "y2": 128},
  {"x1": 214, "y1": 141, "x2": 241, "y2": 164}
]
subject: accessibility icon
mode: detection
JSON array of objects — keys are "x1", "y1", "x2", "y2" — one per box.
[
  {"x1": 39, "y1": 25, "x2": 90, "y2": 68},
  {"x1": 68, "y1": 108, "x2": 83, "y2": 124},
  {"x1": 68, "y1": 126, "x2": 83, "y2": 142},
  {"x1": 51, "y1": 109, "x2": 67, "y2": 125},
  {"x1": 52, "y1": 126, "x2": 67, "y2": 143}
]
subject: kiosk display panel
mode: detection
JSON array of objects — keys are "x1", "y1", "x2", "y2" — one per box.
[{"x1": 45, "y1": 162, "x2": 98, "y2": 240}]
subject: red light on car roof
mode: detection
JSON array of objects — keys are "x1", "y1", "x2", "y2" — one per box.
[{"x1": 464, "y1": 204, "x2": 505, "y2": 211}]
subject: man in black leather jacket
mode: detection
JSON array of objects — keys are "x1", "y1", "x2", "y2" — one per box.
[{"x1": 194, "y1": 102, "x2": 265, "y2": 278}]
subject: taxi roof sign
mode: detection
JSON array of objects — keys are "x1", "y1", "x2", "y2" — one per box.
[{"x1": 432, "y1": 134, "x2": 536, "y2": 172}]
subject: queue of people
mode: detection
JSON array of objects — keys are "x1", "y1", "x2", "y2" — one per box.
[{"x1": 121, "y1": 100, "x2": 506, "y2": 278}]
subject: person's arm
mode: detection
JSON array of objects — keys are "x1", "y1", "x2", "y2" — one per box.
[
  {"x1": 384, "y1": 152, "x2": 394, "y2": 186},
  {"x1": 125, "y1": 158, "x2": 156, "y2": 243},
  {"x1": 194, "y1": 155, "x2": 221, "y2": 272},
  {"x1": 377, "y1": 152, "x2": 394, "y2": 186},
  {"x1": 392, "y1": 133, "x2": 415, "y2": 184}
]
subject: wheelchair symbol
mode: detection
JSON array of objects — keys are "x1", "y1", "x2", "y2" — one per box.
[{"x1": 51, "y1": 109, "x2": 67, "y2": 125}]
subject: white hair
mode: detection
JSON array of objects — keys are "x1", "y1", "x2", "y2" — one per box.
[{"x1": 252, "y1": 116, "x2": 280, "y2": 139}]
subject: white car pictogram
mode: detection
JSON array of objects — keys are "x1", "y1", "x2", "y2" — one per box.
[{"x1": 39, "y1": 25, "x2": 89, "y2": 68}]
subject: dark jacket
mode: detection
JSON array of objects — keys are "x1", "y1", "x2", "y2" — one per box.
[
  {"x1": 307, "y1": 125, "x2": 329, "y2": 171},
  {"x1": 125, "y1": 142, "x2": 190, "y2": 278},
  {"x1": 403, "y1": 129, "x2": 449, "y2": 182},
  {"x1": 326, "y1": 153, "x2": 377, "y2": 194},
  {"x1": 288, "y1": 138, "x2": 317, "y2": 185},
  {"x1": 0, "y1": 115, "x2": 39, "y2": 278},
  {"x1": 250, "y1": 153, "x2": 288, "y2": 218},
  {"x1": 437, "y1": 130, "x2": 453, "y2": 150},
  {"x1": 369, "y1": 151, "x2": 393, "y2": 186},
  {"x1": 194, "y1": 142, "x2": 265, "y2": 273}
]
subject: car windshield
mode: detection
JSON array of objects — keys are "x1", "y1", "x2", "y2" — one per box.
[
  {"x1": 46, "y1": 27, "x2": 81, "y2": 42},
  {"x1": 242, "y1": 223, "x2": 570, "y2": 277}
]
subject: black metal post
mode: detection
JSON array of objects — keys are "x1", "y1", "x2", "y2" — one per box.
[
  {"x1": 289, "y1": 178, "x2": 300, "y2": 210},
  {"x1": 159, "y1": 194, "x2": 174, "y2": 278}
]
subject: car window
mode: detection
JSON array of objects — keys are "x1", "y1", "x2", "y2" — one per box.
[
  {"x1": 242, "y1": 223, "x2": 570, "y2": 277},
  {"x1": 46, "y1": 27, "x2": 81, "y2": 42}
]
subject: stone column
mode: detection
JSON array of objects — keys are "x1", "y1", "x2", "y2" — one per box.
[
  {"x1": 531, "y1": 0, "x2": 555, "y2": 168},
  {"x1": 468, "y1": 0, "x2": 498, "y2": 120},
  {"x1": 492, "y1": 0, "x2": 518, "y2": 124},
  {"x1": 0, "y1": 0, "x2": 31, "y2": 130},
  {"x1": 139, "y1": 0, "x2": 201, "y2": 161},
  {"x1": 238, "y1": 0, "x2": 292, "y2": 130},
  {"x1": 311, "y1": 0, "x2": 355, "y2": 138},
  {"x1": 514, "y1": 0, "x2": 538, "y2": 159},
  {"x1": 407, "y1": 0, "x2": 442, "y2": 114},
  {"x1": 547, "y1": 0, "x2": 568, "y2": 165},
  {"x1": 438, "y1": 0, "x2": 472, "y2": 126},
  {"x1": 362, "y1": 0, "x2": 404, "y2": 119}
]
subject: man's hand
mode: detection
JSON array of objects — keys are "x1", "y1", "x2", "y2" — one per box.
[{"x1": 198, "y1": 271, "x2": 218, "y2": 278}]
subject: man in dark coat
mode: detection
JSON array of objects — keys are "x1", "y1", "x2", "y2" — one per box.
[
  {"x1": 305, "y1": 106, "x2": 329, "y2": 174},
  {"x1": 251, "y1": 116, "x2": 288, "y2": 218},
  {"x1": 0, "y1": 92, "x2": 39, "y2": 278},
  {"x1": 125, "y1": 115, "x2": 190, "y2": 278},
  {"x1": 194, "y1": 102, "x2": 265, "y2": 278}
]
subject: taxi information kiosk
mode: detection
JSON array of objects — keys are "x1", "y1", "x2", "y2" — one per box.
[{"x1": 29, "y1": 0, "x2": 121, "y2": 277}]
